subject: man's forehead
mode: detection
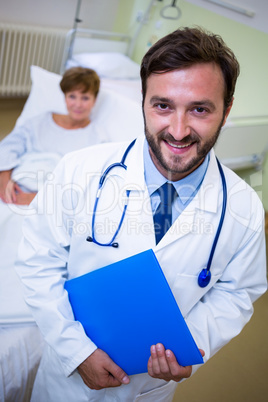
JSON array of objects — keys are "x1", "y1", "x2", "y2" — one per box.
[{"x1": 145, "y1": 63, "x2": 225, "y2": 99}]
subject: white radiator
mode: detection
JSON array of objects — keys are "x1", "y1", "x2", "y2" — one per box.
[{"x1": 0, "y1": 23, "x2": 67, "y2": 96}]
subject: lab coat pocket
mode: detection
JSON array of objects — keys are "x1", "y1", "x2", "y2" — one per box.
[
  {"x1": 172, "y1": 272, "x2": 221, "y2": 317},
  {"x1": 134, "y1": 380, "x2": 177, "y2": 401}
]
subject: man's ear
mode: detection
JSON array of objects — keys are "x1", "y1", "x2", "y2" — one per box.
[{"x1": 222, "y1": 97, "x2": 234, "y2": 127}]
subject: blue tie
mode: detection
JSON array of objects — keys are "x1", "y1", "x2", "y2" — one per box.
[{"x1": 153, "y1": 182, "x2": 177, "y2": 244}]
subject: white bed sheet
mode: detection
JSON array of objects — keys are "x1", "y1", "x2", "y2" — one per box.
[
  {"x1": 0, "y1": 154, "x2": 67, "y2": 400},
  {"x1": 0, "y1": 199, "x2": 43, "y2": 401},
  {"x1": 0, "y1": 200, "x2": 35, "y2": 325},
  {"x1": 0, "y1": 325, "x2": 44, "y2": 402}
]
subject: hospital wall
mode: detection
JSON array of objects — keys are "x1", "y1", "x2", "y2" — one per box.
[
  {"x1": 1, "y1": 0, "x2": 119, "y2": 31},
  {"x1": 114, "y1": 0, "x2": 268, "y2": 211}
]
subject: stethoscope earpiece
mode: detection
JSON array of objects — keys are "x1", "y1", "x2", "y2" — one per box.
[
  {"x1": 198, "y1": 268, "x2": 211, "y2": 288},
  {"x1": 86, "y1": 236, "x2": 93, "y2": 242}
]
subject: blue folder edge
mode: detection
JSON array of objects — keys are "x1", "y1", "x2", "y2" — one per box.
[{"x1": 64, "y1": 249, "x2": 203, "y2": 375}]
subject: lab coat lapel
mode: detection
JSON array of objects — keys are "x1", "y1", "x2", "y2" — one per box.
[
  {"x1": 124, "y1": 135, "x2": 147, "y2": 192},
  {"x1": 107, "y1": 139, "x2": 222, "y2": 252},
  {"x1": 102, "y1": 136, "x2": 156, "y2": 252},
  {"x1": 123, "y1": 136, "x2": 156, "y2": 249}
]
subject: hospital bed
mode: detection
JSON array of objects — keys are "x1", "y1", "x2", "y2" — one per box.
[{"x1": 0, "y1": 60, "x2": 144, "y2": 401}]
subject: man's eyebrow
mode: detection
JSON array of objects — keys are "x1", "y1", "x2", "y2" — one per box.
[
  {"x1": 189, "y1": 100, "x2": 216, "y2": 111},
  {"x1": 149, "y1": 96, "x2": 175, "y2": 106},
  {"x1": 149, "y1": 97, "x2": 217, "y2": 111}
]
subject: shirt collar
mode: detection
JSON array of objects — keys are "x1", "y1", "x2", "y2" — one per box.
[{"x1": 143, "y1": 140, "x2": 209, "y2": 204}]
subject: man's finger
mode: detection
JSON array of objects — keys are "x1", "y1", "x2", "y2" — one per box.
[
  {"x1": 149, "y1": 344, "x2": 161, "y2": 375},
  {"x1": 106, "y1": 361, "x2": 130, "y2": 385},
  {"x1": 155, "y1": 343, "x2": 170, "y2": 373},
  {"x1": 165, "y1": 349, "x2": 192, "y2": 379}
]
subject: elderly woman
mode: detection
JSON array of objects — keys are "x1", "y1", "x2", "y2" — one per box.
[{"x1": 0, "y1": 67, "x2": 101, "y2": 205}]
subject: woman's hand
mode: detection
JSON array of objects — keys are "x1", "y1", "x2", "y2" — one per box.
[
  {"x1": 0, "y1": 171, "x2": 36, "y2": 205},
  {"x1": 5, "y1": 179, "x2": 17, "y2": 203},
  {"x1": 0, "y1": 170, "x2": 12, "y2": 202},
  {"x1": 10, "y1": 183, "x2": 36, "y2": 205}
]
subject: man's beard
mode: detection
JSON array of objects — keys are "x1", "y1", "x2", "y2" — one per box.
[{"x1": 144, "y1": 117, "x2": 224, "y2": 178}]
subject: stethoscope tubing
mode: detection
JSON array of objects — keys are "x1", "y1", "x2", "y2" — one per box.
[
  {"x1": 87, "y1": 140, "x2": 136, "y2": 247},
  {"x1": 87, "y1": 140, "x2": 227, "y2": 288},
  {"x1": 206, "y1": 159, "x2": 227, "y2": 271}
]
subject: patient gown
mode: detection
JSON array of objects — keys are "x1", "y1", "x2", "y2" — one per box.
[{"x1": 0, "y1": 111, "x2": 103, "y2": 172}]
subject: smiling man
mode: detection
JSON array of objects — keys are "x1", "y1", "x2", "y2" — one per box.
[
  {"x1": 16, "y1": 27, "x2": 267, "y2": 401},
  {"x1": 143, "y1": 63, "x2": 231, "y2": 181}
]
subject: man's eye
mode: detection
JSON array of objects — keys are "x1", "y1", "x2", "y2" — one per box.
[
  {"x1": 156, "y1": 103, "x2": 168, "y2": 110},
  {"x1": 195, "y1": 107, "x2": 206, "y2": 113}
]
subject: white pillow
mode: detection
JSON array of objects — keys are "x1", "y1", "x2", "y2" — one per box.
[
  {"x1": 16, "y1": 66, "x2": 67, "y2": 127},
  {"x1": 15, "y1": 66, "x2": 144, "y2": 143},
  {"x1": 68, "y1": 52, "x2": 141, "y2": 79}
]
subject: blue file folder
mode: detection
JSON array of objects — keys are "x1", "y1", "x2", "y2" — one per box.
[{"x1": 64, "y1": 249, "x2": 203, "y2": 375}]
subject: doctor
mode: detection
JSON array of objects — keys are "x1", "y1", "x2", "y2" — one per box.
[{"x1": 16, "y1": 27, "x2": 267, "y2": 401}]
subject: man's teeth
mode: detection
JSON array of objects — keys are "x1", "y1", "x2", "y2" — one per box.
[{"x1": 167, "y1": 141, "x2": 192, "y2": 149}]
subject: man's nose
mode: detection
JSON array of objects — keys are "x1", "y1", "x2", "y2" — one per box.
[{"x1": 169, "y1": 112, "x2": 191, "y2": 140}]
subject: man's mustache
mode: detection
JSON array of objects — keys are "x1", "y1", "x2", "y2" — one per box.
[{"x1": 158, "y1": 131, "x2": 200, "y2": 144}]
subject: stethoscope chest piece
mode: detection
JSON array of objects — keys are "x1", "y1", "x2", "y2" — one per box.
[{"x1": 198, "y1": 268, "x2": 211, "y2": 288}]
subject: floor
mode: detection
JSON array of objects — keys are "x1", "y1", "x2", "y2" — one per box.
[{"x1": 0, "y1": 98, "x2": 268, "y2": 402}]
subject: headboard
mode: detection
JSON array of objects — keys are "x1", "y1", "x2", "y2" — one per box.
[{"x1": 61, "y1": 28, "x2": 132, "y2": 74}]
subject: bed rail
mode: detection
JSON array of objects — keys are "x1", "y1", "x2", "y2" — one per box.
[{"x1": 215, "y1": 115, "x2": 268, "y2": 170}]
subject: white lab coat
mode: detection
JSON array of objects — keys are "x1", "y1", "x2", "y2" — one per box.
[{"x1": 16, "y1": 136, "x2": 267, "y2": 402}]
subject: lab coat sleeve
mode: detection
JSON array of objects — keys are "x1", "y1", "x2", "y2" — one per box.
[
  {"x1": 15, "y1": 156, "x2": 98, "y2": 377},
  {"x1": 0, "y1": 123, "x2": 30, "y2": 171},
  {"x1": 186, "y1": 207, "x2": 267, "y2": 373}
]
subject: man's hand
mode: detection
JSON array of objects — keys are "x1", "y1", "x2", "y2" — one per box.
[
  {"x1": 148, "y1": 343, "x2": 205, "y2": 382},
  {"x1": 77, "y1": 348, "x2": 130, "y2": 390}
]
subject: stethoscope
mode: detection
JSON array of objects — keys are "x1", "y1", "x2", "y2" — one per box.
[
  {"x1": 86, "y1": 139, "x2": 136, "y2": 249},
  {"x1": 86, "y1": 140, "x2": 227, "y2": 288}
]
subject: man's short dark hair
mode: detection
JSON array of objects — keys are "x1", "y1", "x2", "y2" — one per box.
[{"x1": 140, "y1": 27, "x2": 240, "y2": 110}]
